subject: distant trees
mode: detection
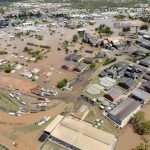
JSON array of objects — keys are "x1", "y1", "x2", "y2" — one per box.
[
  {"x1": 103, "y1": 57, "x2": 116, "y2": 65},
  {"x1": 130, "y1": 111, "x2": 150, "y2": 135},
  {"x1": 95, "y1": 24, "x2": 113, "y2": 35},
  {"x1": 0, "y1": 51, "x2": 8, "y2": 55},
  {"x1": 114, "y1": 15, "x2": 126, "y2": 20},
  {"x1": 133, "y1": 143, "x2": 149, "y2": 150}
]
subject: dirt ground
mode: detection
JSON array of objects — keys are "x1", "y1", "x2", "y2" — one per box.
[
  {"x1": 0, "y1": 73, "x2": 37, "y2": 92},
  {"x1": 0, "y1": 101, "x2": 67, "y2": 150}
]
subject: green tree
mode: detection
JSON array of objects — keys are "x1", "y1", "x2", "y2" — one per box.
[
  {"x1": 90, "y1": 62, "x2": 97, "y2": 68},
  {"x1": 72, "y1": 35, "x2": 78, "y2": 42},
  {"x1": 134, "y1": 143, "x2": 149, "y2": 150},
  {"x1": 140, "y1": 24, "x2": 149, "y2": 30},
  {"x1": 57, "y1": 79, "x2": 68, "y2": 89}
]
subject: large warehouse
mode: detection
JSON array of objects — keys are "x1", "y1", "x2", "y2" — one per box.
[
  {"x1": 44, "y1": 115, "x2": 117, "y2": 150},
  {"x1": 108, "y1": 98, "x2": 141, "y2": 128}
]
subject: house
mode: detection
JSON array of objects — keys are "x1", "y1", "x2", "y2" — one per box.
[
  {"x1": 141, "y1": 81, "x2": 150, "y2": 93},
  {"x1": 65, "y1": 54, "x2": 83, "y2": 62},
  {"x1": 61, "y1": 61, "x2": 75, "y2": 70},
  {"x1": 65, "y1": 54, "x2": 77, "y2": 61},
  {"x1": 108, "y1": 98, "x2": 141, "y2": 128},
  {"x1": 73, "y1": 55, "x2": 84, "y2": 62},
  {"x1": 83, "y1": 32, "x2": 99, "y2": 47},
  {"x1": 118, "y1": 77, "x2": 136, "y2": 89},
  {"x1": 104, "y1": 87, "x2": 123, "y2": 103},
  {"x1": 44, "y1": 115, "x2": 117, "y2": 150},
  {"x1": 139, "y1": 56, "x2": 150, "y2": 67},
  {"x1": 73, "y1": 63, "x2": 88, "y2": 73},
  {"x1": 84, "y1": 57, "x2": 96, "y2": 64},
  {"x1": 131, "y1": 88, "x2": 150, "y2": 104}
]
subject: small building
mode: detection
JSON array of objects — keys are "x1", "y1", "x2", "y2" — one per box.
[
  {"x1": 118, "y1": 77, "x2": 136, "y2": 90},
  {"x1": 141, "y1": 81, "x2": 150, "y2": 93},
  {"x1": 65, "y1": 54, "x2": 77, "y2": 61},
  {"x1": 131, "y1": 88, "x2": 150, "y2": 104},
  {"x1": 61, "y1": 61, "x2": 75, "y2": 70},
  {"x1": 122, "y1": 22, "x2": 131, "y2": 32},
  {"x1": 104, "y1": 87, "x2": 123, "y2": 103},
  {"x1": 139, "y1": 56, "x2": 150, "y2": 67},
  {"x1": 140, "y1": 41, "x2": 150, "y2": 50},
  {"x1": 73, "y1": 63, "x2": 88, "y2": 72},
  {"x1": 143, "y1": 71, "x2": 150, "y2": 81},
  {"x1": 84, "y1": 57, "x2": 96, "y2": 64},
  {"x1": 143, "y1": 74, "x2": 150, "y2": 81},
  {"x1": 65, "y1": 54, "x2": 83, "y2": 62},
  {"x1": 108, "y1": 98, "x2": 141, "y2": 128},
  {"x1": 73, "y1": 55, "x2": 84, "y2": 63}
]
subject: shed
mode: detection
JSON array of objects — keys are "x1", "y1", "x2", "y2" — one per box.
[
  {"x1": 141, "y1": 81, "x2": 150, "y2": 93},
  {"x1": 104, "y1": 87, "x2": 123, "y2": 102},
  {"x1": 142, "y1": 74, "x2": 150, "y2": 81},
  {"x1": 131, "y1": 88, "x2": 150, "y2": 104},
  {"x1": 84, "y1": 57, "x2": 96, "y2": 64}
]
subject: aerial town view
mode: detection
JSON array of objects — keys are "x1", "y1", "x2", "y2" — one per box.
[{"x1": 0, "y1": 0, "x2": 149, "y2": 150}]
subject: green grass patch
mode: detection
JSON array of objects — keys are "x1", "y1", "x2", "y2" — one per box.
[
  {"x1": 41, "y1": 140, "x2": 67, "y2": 150},
  {"x1": 84, "y1": 110, "x2": 97, "y2": 124}
]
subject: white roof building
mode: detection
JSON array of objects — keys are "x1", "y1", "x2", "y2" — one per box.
[{"x1": 44, "y1": 115, "x2": 117, "y2": 150}]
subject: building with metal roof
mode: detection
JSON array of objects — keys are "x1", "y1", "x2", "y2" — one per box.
[
  {"x1": 141, "y1": 81, "x2": 150, "y2": 93},
  {"x1": 108, "y1": 98, "x2": 141, "y2": 128},
  {"x1": 131, "y1": 88, "x2": 150, "y2": 104},
  {"x1": 104, "y1": 87, "x2": 123, "y2": 102},
  {"x1": 44, "y1": 115, "x2": 117, "y2": 150},
  {"x1": 118, "y1": 77, "x2": 136, "y2": 89},
  {"x1": 139, "y1": 56, "x2": 150, "y2": 67},
  {"x1": 73, "y1": 63, "x2": 88, "y2": 73},
  {"x1": 61, "y1": 61, "x2": 75, "y2": 70}
]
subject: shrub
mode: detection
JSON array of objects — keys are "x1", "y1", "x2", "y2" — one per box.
[
  {"x1": 90, "y1": 62, "x2": 97, "y2": 68},
  {"x1": 3, "y1": 64, "x2": 13, "y2": 73},
  {"x1": 0, "y1": 51, "x2": 8, "y2": 55},
  {"x1": 72, "y1": 35, "x2": 78, "y2": 42},
  {"x1": 130, "y1": 111, "x2": 150, "y2": 135}
]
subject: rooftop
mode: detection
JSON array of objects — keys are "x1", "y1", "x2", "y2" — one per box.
[
  {"x1": 45, "y1": 115, "x2": 116, "y2": 150},
  {"x1": 109, "y1": 98, "x2": 140, "y2": 122}
]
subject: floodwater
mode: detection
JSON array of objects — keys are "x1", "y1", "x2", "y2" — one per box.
[{"x1": 116, "y1": 104, "x2": 150, "y2": 150}]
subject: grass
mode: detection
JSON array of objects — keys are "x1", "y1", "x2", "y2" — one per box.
[
  {"x1": 99, "y1": 118, "x2": 121, "y2": 138},
  {"x1": 84, "y1": 110, "x2": 97, "y2": 124},
  {"x1": 0, "y1": 93, "x2": 20, "y2": 112},
  {"x1": 16, "y1": 118, "x2": 53, "y2": 133},
  {"x1": 41, "y1": 140, "x2": 67, "y2": 150}
]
